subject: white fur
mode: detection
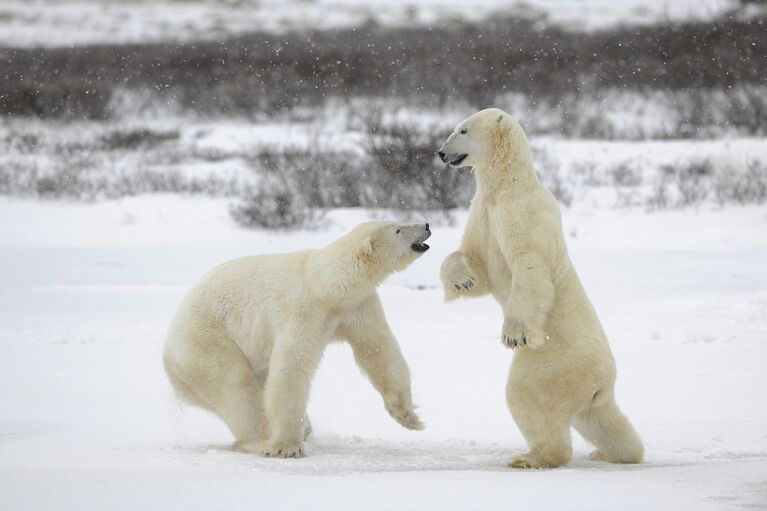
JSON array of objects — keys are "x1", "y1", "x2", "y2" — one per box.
[
  {"x1": 163, "y1": 221, "x2": 429, "y2": 458},
  {"x1": 439, "y1": 108, "x2": 643, "y2": 468}
]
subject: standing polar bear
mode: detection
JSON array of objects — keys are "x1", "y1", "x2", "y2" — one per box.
[
  {"x1": 438, "y1": 108, "x2": 643, "y2": 468},
  {"x1": 163, "y1": 221, "x2": 430, "y2": 458}
]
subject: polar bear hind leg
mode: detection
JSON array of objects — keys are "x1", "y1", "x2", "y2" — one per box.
[
  {"x1": 506, "y1": 387, "x2": 573, "y2": 469},
  {"x1": 572, "y1": 393, "x2": 644, "y2": 464},
  {"x1": 164, "y1": 332, "x2": 266, "y2": 450}
]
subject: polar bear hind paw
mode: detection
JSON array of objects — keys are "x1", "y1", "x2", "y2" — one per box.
[
  {"x1": 507, "y1": 452, "x2": 567, "y2": 469},
  {"x1": 507, "y1": 454, "x2": 537, "y2": 468},
  {"x1": 259, "y1": 440, "x2": 305, "y2": 458}
]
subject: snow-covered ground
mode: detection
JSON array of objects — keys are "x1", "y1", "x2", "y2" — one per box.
[
  {"x1": 0, "y1": 0, "x2": 742, "y2": 47},
  {"x1": 1, "y1": 195, "x2": 766, "y2": 510}
]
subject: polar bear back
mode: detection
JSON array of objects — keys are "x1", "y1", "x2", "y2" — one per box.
[{"x1": 165, "y1": 251, "x2": 316, "y2": 362}]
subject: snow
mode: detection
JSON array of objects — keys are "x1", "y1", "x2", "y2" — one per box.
[
  {"x1": 1, "y1": 195, "x2": 766, "y2": 510},
  {"x1": 0, "y1": 0, "x2": 741, "y2": 47}
]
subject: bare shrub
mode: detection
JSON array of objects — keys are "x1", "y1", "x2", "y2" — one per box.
[
  {"x1": 569, "y1": 160, "x2": 600, "y2": 187},
  {"x1": 713, "y1": 160, "x2": 767, "y2": 205},
  {"x1": 647, "y1": 170, "x2": 672, "y2": 210},
  {"x1": 647, "y1": 162, "x2": 711, "y2": 209},
  {"x1": 677, "y1": 161, "x2": 713, "y2": 206},
  {"x1": 230, "y1": 180, "x2": 325, "y2": 231},
  {"x1": 534, "y1": 147, "x2": 574, "y2": 207},
  {"x1": 229, "y1": 116, "x2": 476, "y2": 228},
  {"x1": 726, "y1": 84, "x2": 767, "y2": 136},
  {"x1": 0, "y1": 158, "x2": 39, "y2": 197},
  {"x1": 611, "y1": 162, "x2": 642, "y2": 187},
  {"x1": 245, "y1": 147, "x2": 371, "y2": 208},
  {"x1": 363, "y1": 112, "x2": 472, "y2": 210},
  {"x1": 0, "y1": 81, "x2": 111, "y2": 119},
  {"x1": 646, "y1": 158, "x2": 767, "y2": 210},
  {"x1": 609, "y1": 161, "x2": 644, "y2": 208},
  {"x1": 101, "y1": 128, "x2": 179, "y2": 150}
]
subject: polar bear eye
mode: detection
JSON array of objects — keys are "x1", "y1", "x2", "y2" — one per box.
[
  {"x1": 396, "y1": 229, "x2": 401, "y2": 234},
  {"x1": 459, "y1": 128, "x2": 468, "y2": 135}
]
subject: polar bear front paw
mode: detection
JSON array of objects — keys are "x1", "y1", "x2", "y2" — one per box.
[
  {"x1": 385, "y1": 402, "x2": 424, "y2": 431},
  {"x1": 259, "y1": 439, "x2": 305, "y2": 458},
  {"x1": 441, "y1": 256, "x2": 478, "y2": 301},
  {"x1": 501, "y1": 316, "x2": 546, "y2": 350},
  {"x1": 443, "y1": 273, "x2": 477, "y2": 301}
]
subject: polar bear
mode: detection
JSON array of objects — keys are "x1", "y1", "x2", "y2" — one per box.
[
  {"x1": 163, "y1": 221, "x2": 430, "y2": 458},
  {"x1": 437, "y1": 108, "x2": 643, "y2": 468}
]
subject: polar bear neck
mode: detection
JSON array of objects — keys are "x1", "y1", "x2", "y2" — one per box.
[
  {"x1": 475, "y1": 125, "x2": 539, "y2": 197},
  {"x1": 308, "y1": 242, "x2": 387, "y2": 306}
]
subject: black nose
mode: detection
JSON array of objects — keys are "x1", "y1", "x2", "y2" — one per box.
[
  {"x1": 437, "y1": 151, "x2": 445, "y2": 161},
  {"x1": 425, "y1": 223, "x2": 430, "y2": 231}
]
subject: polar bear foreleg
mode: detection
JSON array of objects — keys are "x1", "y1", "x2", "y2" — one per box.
[
  {"x1": 502, "y1": 251, "x2": 555, "y2": 349},
  {"x1": 260, "y1": 338, "x2": 324, "y2": 458},
  {"x1": 351, "y1": 333, "x2": 424, "y2": 430},
  {"x1": 341, "y1": 297, "x2": 423, "y2": 431},
  {"x1": 441, "y1": 250, "x2": 489, "y2": 301}
]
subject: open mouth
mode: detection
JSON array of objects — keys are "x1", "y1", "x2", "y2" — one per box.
[
  {"x1": 449, "y1": 154, "x2": 468, "y2": 166},
  {"x1": 411, "y1": 230, "x2": 431, "y2": 253}
]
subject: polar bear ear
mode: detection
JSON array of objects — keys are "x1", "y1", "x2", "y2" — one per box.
[
  {"x1": 495, "y1": 112, "x2": 512, "y2": 132},
  {"x1": 360, "y1": 236, "x2": 375, "y2": 255}
]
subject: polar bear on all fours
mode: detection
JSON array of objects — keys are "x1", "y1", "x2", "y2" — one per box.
[
  {"x1": 438, "y1": 108, "x2": 644, "y2": 469},
  {"x1": 163, "y1": 221, "x2": 430, "y2": 458}
]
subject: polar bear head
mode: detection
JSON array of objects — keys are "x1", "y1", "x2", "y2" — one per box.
[
  {"x1": 437, "y1": 108, "x2": 529, "y2": 171},
  {"x1": 314, "y1": 220, "x2": 431, "y2": 302},
  {"x1": 353, "y1": 220, "x2": 432, "y2": 273}
]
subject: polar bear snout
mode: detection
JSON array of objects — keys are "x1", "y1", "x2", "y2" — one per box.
[
  {"x1": 438, "y1": 133, "x2": 470, "y2": 166},
  {"x1": 410, "y1": 224, "x2": 431, "y2": 253},
  {"x1": 448, "y1": 153, "x2": 468, "y2": 166},
  {"x1": 438, "y1": 150, "x2": 468, "y2": 167}
]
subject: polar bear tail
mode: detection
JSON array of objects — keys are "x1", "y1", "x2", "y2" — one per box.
[{"x1": 573, "y1": 394, "x2": 644, "y2": 464}]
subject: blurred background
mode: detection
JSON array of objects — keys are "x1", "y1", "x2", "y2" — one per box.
[{"x1": 1, "y1": 0, "x2": 765, "y2": 225}]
